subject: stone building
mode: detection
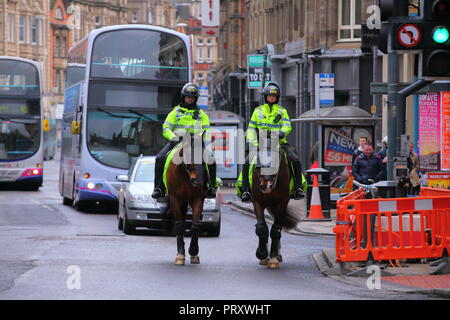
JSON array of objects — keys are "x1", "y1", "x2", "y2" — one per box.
[
  {"x1": 1, "y1": 0, "x2": 52, "y2": 115},
  {"x1": 213, "y1": 0, "x2": 382, "y2": 168},
  {"x1": 127, "y1": 0, "x2": 175, "y2": 27}
]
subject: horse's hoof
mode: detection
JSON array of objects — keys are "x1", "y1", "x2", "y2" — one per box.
[
  {"x1": 267, "y1": 258, "x2": 280, "y2": 269},
  {"x1": 175, "y1": 254, "x2": 185, "y2": 266},
  {"x1": 259, "y1": 258, "x2": 269, "y2": 266},
  {"x1": 190, "y1": 256, "x2": 200, "y2": 264},
  {"x1": 277, "y1": 255, "x2": 283, "y2": 263}
]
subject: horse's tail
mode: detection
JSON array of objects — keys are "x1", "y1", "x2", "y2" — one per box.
[{"x1": 267, "y1": 205, "x2": 301, "y2": 230}]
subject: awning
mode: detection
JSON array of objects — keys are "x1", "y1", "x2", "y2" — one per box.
[{"x1": 292, "y1": 106, "x2": 381, "y2": 125}]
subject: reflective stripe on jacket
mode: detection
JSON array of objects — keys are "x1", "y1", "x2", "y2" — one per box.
[
  {"x1": 162, "y1": 105, "x2": 211, "y2": 141},
  {"x1": 246, "y1": 103, "x2": 292, "y2": 146}
]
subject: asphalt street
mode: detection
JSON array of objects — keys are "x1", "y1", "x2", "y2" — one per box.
[{"x1": 0, "y1": 158, "x2": 434, "y2": 300}]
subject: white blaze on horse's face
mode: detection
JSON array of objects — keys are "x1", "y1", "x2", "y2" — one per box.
[{"x1": 260, "y1": 176, "x2": 275, "y2": 194}]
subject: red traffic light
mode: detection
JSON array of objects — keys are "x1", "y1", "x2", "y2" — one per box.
[{"x1": 433, "y1": 0, "x2": 450, "y2": 19}]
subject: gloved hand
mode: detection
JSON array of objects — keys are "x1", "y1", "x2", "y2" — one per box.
[{"x1": 279, "y1": 131, "x2": 285, "y2": 139}]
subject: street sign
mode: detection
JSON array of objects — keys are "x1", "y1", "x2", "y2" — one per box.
[
  {"x1": 247, "y1": 54, "x2": 271, "y2": 89},
  {"x1": 398, "y1": 24, "x2": 422, "y2": 48},
  {"x1": 315, "y1": 73, "x2": 335, "y2": 107},
  {"x1": 197, "y1": 86, "x2": 209, "y2": 109}
]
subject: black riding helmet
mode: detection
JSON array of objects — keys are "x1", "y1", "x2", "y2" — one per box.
[
  {"x1": 181, "y1": 83, "x2": 200, "y2": 108},
  {"x1": 262, "y1": 82, "x2": 280, "y2": 105}
]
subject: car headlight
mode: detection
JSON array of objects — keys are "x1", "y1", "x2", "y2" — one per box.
[{"x1": 203, "y1": 198, "x2": 217, "y2": 210}]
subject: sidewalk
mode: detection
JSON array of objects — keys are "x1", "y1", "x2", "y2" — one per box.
[{"x1": 224, "y1": 188, "x2": 450, "y2": 299}]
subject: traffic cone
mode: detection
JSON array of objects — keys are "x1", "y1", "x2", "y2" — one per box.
[{"x1": 309, "y1": 175, "x2": 325, "y2": 220}]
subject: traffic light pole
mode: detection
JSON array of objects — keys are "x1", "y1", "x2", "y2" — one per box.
[{"x1": 387, "y1": 51, "x2": 399, "y2": 182}]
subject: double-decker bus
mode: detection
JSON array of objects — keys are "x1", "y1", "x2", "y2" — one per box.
[
  {"x1": 0, "y1": 57, "x2": 44, "y2": 190},
  {"x1": 60, "y1": 25, "x2": 191, "y2": 210}
]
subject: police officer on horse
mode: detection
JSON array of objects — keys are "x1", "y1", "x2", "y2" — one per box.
[
  {"x1": 240, "y1": 83, "x2": 304, "y2": 203},
  {"x1": 151, "y1": 83, "x2": 216, "y2": 199}
]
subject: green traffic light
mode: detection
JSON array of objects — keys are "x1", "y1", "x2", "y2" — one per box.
[{"x1": 433, "y1": 26, "x2": 450, "y2": 44}]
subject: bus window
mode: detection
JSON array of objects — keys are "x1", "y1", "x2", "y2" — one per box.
[{"x1": 90, "y1": 29, "x2": 188, "y2": 82}]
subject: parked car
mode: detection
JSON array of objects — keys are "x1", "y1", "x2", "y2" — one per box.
[{"x1": 116, "y1": 156, "x2": 221, "y2": 236}]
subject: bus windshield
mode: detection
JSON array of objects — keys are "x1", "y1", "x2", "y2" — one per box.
[
  {"x1": 91, "y1": 29, "x2": 188, "y2": 82},
  {"x1": 0, "y1": 60, "x2": 40, "y2": 96},
  {"x1": 87, "y1": 108, "x2": 167, "y2": 169},
  {"x1": 0, "y1": 99, "x2": 41, "y2": 160}
]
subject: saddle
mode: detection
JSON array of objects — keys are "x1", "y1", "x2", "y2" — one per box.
[{"x1": 235, "y1": 151, "x2": 307, "y2": 197}]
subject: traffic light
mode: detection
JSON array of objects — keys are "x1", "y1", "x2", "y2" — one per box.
[
  {"x1": 420, "y1": 0, "x2": 450, "y2": 77},
  {"x1": 363, "y1": 0, "x2": 410, "y2": 53}
]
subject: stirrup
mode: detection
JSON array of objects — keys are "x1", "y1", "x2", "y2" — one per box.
[
  {"x1": 291, "y1": 188, "x2": 305, "y2": 200},
  {"x1": 206, "y1": 188, "x2": 216, "y2": 199},
  {"x1": 151, "y1": 188, "x2": 164, "y2": 199},
  {"x1": 241, "y1": 191, "x2": 252, "y2": 203}
]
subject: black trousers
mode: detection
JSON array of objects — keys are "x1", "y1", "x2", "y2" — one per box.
[{"x1": 241, "y1": 143, "x2": 302, "y2": 192}]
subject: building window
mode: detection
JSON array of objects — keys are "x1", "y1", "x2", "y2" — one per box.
[
  {"x1": 19, "y1": 15, "x2": 26, "y2": 43},
  {"x1": 197, "y1": 72, "x2": 204, "y2": 80},
  {"x1": 132, "y1": 12, "x2": 138, "y2": 23},
  {"x1": 56, "y1": 8, "x2": 63, "y2": 20},
  {"x1": 55, "y1": 36, "x2": 60, "y2": 57},
  {"x1": 95, "y1": 16, "x2": 102, "y2": 26},
  {"x1": 31, "y1": 17, "x2": 39, "y2": 45},
  {"x1": 54, "y1": 70, "x2": 60, "y2": 93},
  {"x1": 338, "y1": 0, "x2": 362, "y2": 41},
  {"x1": 60, "y1": 37, "x2": 66, "y2": 57},
  {"x1": 198, "y1": 38, "x2": 203, "y2": 46},
  {"x1": 8, "y1": 14, "x2": 15, "y2": 42},
  {"x1": 148, "y1": 12, "x2": 153, "y2": 24},
  {"x1": 206, "y1": 46, "x2": 212, "y2": 63},
  {"x1": 197, "y1": 47, "x2": 203, "y2": 63}
]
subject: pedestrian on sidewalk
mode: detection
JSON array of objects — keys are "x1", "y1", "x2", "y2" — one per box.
[
  {"x1": 353, "y1": 144, "x2": 384, "y2": 185},
  {"x1": 352, "y1": 136, "x2": 368, "y2": 165},
  {"x1": 378, "y1": 136, "x2": 388, "y2": 181},
  {"x1": 405, "y1": 142, "x2": 421, "y2": 196}
]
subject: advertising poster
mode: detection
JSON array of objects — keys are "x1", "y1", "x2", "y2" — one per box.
[
  {"x1": 427, "y1": 172, "x2": 450, "y2": 189},
  {"x1": 210, "y1": 126, "x2": 238, "y2": 180},
  {"x1": 441, "y1": 92, "x2": 450, "y2": 171},
  {"x1": 418, "y1": 93, "x2": 441, "y2": 171},
  {"x1": 324, "y1": 128, "x2": 358, "y2": 167}
]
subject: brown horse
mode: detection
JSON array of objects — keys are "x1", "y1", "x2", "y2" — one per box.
[
  {"x1": 166, "y1": 133, "x2": 209, "y2": 265},
  {"x1": 250, "y1": 137, "x2": 301, "y2": 269}
]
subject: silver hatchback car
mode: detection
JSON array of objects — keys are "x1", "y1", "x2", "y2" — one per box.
[{"x1": 116, "y1": 156, "x2": 221, "y2": 236}]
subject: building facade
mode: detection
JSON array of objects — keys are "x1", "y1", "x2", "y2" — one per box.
[{"x1": 213, "y1": 0, "x2": 383, "y2": 168}]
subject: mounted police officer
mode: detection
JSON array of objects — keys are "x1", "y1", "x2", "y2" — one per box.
[
  {"x1": 151, "y1": 83, "x2": 216, "y2": 199},
  {"x1": 240, "y1": 83, "x2": 305, "y2": 203}
]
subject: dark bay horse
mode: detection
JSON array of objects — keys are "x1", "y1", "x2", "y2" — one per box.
[
  {"x1": 250, "y1": 135, "x2": 301, "y2": 269},
  {"x1": 166, "y1": 133, "x2": 211, "y2": 265}
]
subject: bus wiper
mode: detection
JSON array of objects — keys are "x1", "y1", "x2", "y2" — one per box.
[
  {"x1": 0, "y1": 116, "x2": 37, "y2": 124},
  {"x1": 128, "y1": 109, "x2": 154, "y2": 122},
  {"x1": 96, "y1": 108, "x2": 136, "y2": 119}
]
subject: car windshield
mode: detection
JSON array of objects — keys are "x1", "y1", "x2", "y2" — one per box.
[
  {"x1": 87, "y1": 108, "x2": 167, "y2": 169},
  {"x1": 133, "y1": 161, "x2": 155, "y2": 182}
]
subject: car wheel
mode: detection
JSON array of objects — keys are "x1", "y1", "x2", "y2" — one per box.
[
  {"x1": 117, "y1": 206, "x2": 124, "y2": 231},
  {"x1": 206, "y1": 218, "x2": 221, "y2": 237},
  {"x1": 123, "y1": 207, "x2": 135, "y2": 235}
]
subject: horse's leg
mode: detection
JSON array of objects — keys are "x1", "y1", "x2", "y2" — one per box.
[
  {"x1": 172, "y1": 197, "x2": 186, "y2": 266},
  {"x1": 189, "y1": 197, "x2": 202, "y2": 264},
  {"x1": 253, "y1": 202, "x2": 269, "y2": 265},
  {"x1": 267, "y1": 204, "x2": 286, "y2": 269}
]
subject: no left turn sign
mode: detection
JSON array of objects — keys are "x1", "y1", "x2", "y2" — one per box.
[{"x1": 398, "y1": 24, "x2": 422, "y2": 48}]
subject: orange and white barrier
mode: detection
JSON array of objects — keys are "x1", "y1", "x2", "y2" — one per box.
[{"x1": 333, "y1": 188, "x2": 450, "y2": 264}]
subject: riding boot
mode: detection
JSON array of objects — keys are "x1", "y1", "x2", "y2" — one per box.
[
  {"x1": 206, "y1": 163, "x2": 216, "y2": 199},
  {"x1": 151, "y1": 162, "x2": 166, "y2": 199},
  {"x1": 241, "y1": 163, "x2": 252, "y2": 203},
  {"x1": 290, "y1": 160, "x2": 305, "y2": 199}
]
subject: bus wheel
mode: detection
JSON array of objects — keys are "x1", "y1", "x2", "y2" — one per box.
[{"x1": 63, "y1": 197, "x2": 73, "y2": 206}]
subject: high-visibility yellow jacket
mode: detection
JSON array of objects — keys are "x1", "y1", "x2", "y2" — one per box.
[
  {"x1": 246, "y1": 103, "x2": 292, "y2": 146},
  {"x1": 162, "y1": 105, "x2": 211, "y2": 141}
]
